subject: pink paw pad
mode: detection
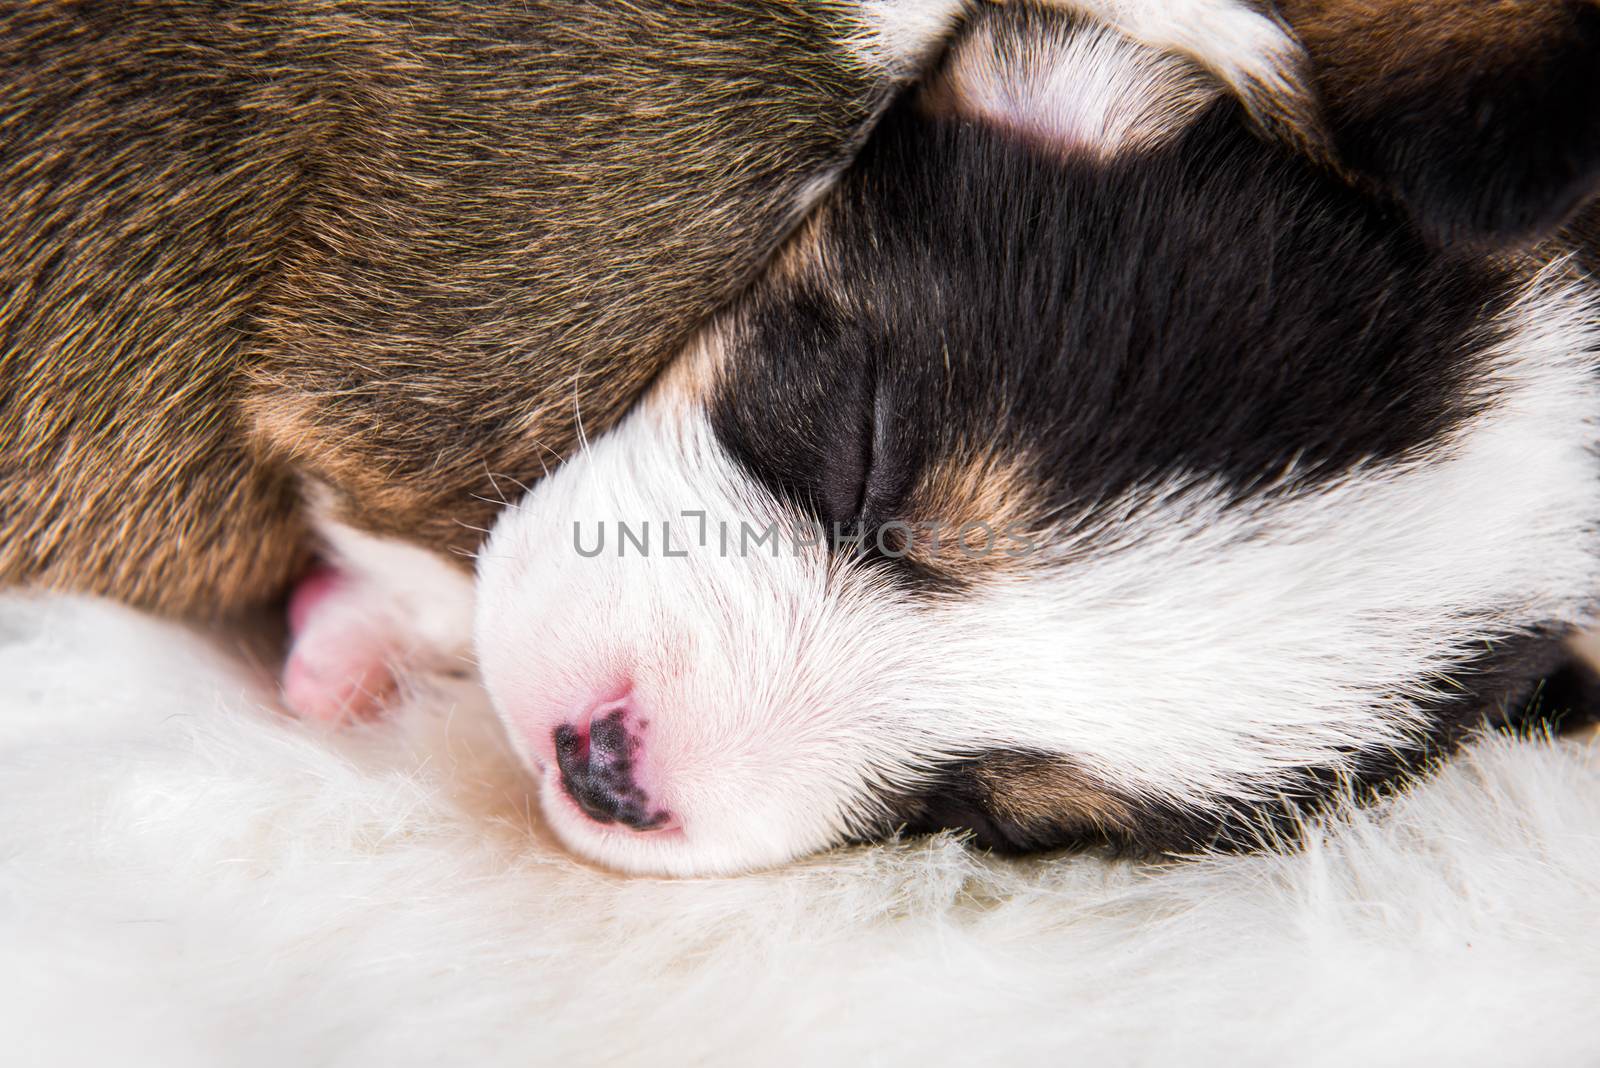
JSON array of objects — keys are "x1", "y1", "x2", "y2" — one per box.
[{"x1": 281, "y1": 565, "x2": 398, "y2": 722}]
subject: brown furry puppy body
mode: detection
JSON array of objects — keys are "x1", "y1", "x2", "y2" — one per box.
[{"x1": 0, "y1": 0, "x2": 938, "y2": 616}]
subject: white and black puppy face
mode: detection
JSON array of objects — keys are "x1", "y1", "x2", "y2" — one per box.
[{"x1": 477, "y1": 3, "x2": 1600, "y2": 876}]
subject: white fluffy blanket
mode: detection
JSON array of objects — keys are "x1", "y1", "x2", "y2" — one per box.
[{"x1": 4, "y1": 593, "x2": 1598, "y2": 1067}]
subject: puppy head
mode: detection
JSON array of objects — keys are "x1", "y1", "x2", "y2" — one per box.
[{"x1": 477, "y1": 2, "x2": 1600, "y2": 875}]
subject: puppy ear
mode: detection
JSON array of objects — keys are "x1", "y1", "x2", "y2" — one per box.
[{"x1": 1281, "y1": 0, "x2": 1600, "y2": 247}]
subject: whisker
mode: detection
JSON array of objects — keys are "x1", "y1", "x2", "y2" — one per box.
[
  {"x1": 510, "y1": 429, "x2": 565, "y2": 480},
  {"x1": 571, "y1": 373, "x2": 592, "y2": 460},
  {"x1": 481, "y1": 463, "x2": 509, "y2": 505},
  {"x1": 491, "y1": 471, "x2": 534, "y2": 495}
]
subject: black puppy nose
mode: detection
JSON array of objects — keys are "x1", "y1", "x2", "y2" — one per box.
[{"x1": 553, "y1": 710, "x2": 670, "y2": 831}]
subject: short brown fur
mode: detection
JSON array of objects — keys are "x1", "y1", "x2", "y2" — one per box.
[{"x1": 1, "y1": 0, "x2": 912, "y2": 616}]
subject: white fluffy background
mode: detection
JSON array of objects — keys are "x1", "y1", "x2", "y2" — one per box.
[{"x1": 4, "y1": 594, "x2": 1600, "y2": 1067}]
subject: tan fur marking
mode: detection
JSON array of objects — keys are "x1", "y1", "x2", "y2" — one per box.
[
  {"x1": 903, "y1": 448, "x2": 1047, "y2": 578},
  {"x1": 641, "y1": 330, "x2": 737, "y2": 425},
  {"x1": 974, "y1": 753, "x2": 1136, "y2": 836}
]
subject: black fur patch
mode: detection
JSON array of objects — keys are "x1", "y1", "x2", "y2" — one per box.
[{"x1": 711, "y1": 97, "x2": 1514, "y2": 557}]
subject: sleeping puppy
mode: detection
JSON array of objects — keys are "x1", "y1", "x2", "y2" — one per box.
[
  {"x1": 460, "y1": 0, "x2": 1600, "y2": 875},
  {"x1": 7, "y1": 0, "x2": 1600, "y2": 878}
]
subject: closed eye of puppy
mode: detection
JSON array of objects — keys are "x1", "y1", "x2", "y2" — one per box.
[{"x1": 465, "y1": 0, "x2": 1600, "y2": 875}]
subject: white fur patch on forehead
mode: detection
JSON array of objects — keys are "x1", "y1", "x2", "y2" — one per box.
[
  {"x1": 933, "y1": 18, "x2": 1217, "y2": 157},
  {"x1": 846, "y1": 0, "x2": 1312, "y2": 138}
]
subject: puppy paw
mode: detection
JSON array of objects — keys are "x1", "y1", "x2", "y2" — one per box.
[
  {"x1": 282, "y1": 565, "x2": 399, "y2": 722},
  {"x1": 279, "y1": 501, "x2": 477, "y2": 723}
]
